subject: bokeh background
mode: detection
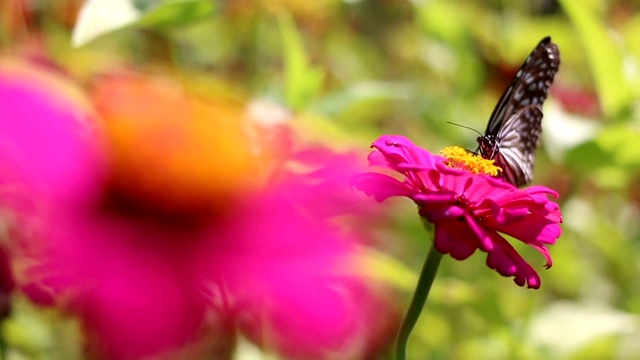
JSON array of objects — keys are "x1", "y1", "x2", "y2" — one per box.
[{"x1": 1, "y1": 0, "x2": 640, "y2": 359}]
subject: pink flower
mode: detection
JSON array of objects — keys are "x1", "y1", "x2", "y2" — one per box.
[
  {"x1": 205, "y1": 162, "x2": 398, "y2": 359},
  {"x1": 353, "y1": 135, "x2": 562, "y2": 289},
  {"x1": 1, "y1": 61, "x2": 397, "y2": 359}
]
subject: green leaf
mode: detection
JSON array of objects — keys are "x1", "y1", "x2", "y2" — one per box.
[
  {"x1": 596, "y1": 124, "x2": 640, "y2": 168},
  {"x1": 137, "y1": 0, "x2": 215, "y2": 30},
  {"x1": 313, "y1": 81, "x2": 411, "y2": 116},
  {"x1": 559, "y1": 0, "x2": 634, "y2": 118},
  {"x1": 564, "y1": 140, "x2": 609, "y2": 174},
  {"x1": 278, "y1": 13, "x2": 325, "y2": 111}
]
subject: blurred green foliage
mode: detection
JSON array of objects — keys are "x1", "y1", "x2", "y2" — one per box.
[{"x1": 2, "y1": 0, "x2": 640, "y2": 359}]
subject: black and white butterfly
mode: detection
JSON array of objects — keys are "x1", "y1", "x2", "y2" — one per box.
[{"x1": 476, "y1": 37, "x2": 560, "y2": 187}]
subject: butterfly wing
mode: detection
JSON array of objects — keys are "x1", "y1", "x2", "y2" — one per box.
[
  {"x1": 478, "y1": 37, "x2": 560, "y2": 186},
  {"x1": 484, "y1": 37, "x2": 560, "y2": 136},
  {"x1": 492, "y1": 106, "x2": 543, "y2": 186}
]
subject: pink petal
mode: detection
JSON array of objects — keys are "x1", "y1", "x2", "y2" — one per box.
[
  {"x1": 0, "y1": 60, "x2": 107, "y2": 205},
  {"x1": 525, "y1": 185, "x2": 559, "y2": 199},
  {"x1": 484, "y1": 233, "x2": 542, "y2": 289},
  {"x1": 434, "y1": 221, "x2": 478, "y2": 260},
  {"x1": 367, "y1": 149, "x2": 391, "y2": 167},
  {"x1": 352, "y1": 173, "x2": 413, "y2": 202},
  {"x1": 28, "y1": 205, "x2": 217, "y2": 359},
  {"x1": 464, "y1": 214, "x2": 495, "y2": 251},
  {"x1": 412, "y1": 193, "x2": 458, "y2": 205},
  {"x1": 371, "y1": 135, "x2": 443, "y2": 171},
  {"x1": 204, "y1": 191, "x2": 398, "y2": 359},
  {"x1": 499, "y1": 217, "x2": 562, "y2": 246}
]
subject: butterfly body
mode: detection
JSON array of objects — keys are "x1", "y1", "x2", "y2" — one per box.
[{"x1": 477, "y1": 37, "x2": 560, "y2": 187}]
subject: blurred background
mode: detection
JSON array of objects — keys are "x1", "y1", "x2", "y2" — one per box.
[{"x1": 1, "y1": 0, "x2": 640, "y2": 359}]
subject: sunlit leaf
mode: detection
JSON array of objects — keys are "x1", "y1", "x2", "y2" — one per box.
[
  {"x1": 621, "y1": 15, "x2": 640, "y2": 98},
  {"x1": 351, "y1": 247, "x2": 418, "y2": 291},
  {"x1": 596, "y1": 124, "x2": 640, "y2": 167},
  {"x1": 528, "y1": 302, "x2": 640, "y2": 358},
  {"x1": 72, "y1": 0, "x2": 141, "y2": 47},
  {"x1": 278, "y1": 13, "x2": 325, "y2": 111},
  {"x1": 72, "y1": 0, "x2": 215, "y2": 47},
  {"x1": 559, "y1": 0, "x2": 634, "y2": 118}
]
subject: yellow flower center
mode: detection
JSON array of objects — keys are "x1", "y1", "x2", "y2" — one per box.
[{"x1": 440, "y1": 146, "x2": 502, "y2": 176}]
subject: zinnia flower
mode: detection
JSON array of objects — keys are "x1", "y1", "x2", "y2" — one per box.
[
  {"x1": 1, "y1": 60, "x2": 397, "y2": 359},
  {"x1": 353, "y1": 135, "x2": 562, "y2": 289}
]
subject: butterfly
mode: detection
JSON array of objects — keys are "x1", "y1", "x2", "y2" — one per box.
[{"x1": 476, "y1": 37, "x2": 560, "y2": 187}]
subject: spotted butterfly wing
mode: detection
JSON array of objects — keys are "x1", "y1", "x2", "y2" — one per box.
[{"x1": 477, "y1": 37, "x2": 560, "y2": 187}]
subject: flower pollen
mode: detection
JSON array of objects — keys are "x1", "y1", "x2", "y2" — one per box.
[{"x1": 440, "y1": 146, "x2": 502, "y2": 176}]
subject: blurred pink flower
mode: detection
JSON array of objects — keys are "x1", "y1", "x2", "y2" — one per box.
[
  {"x1": 205, "y1": 158, "x2": 397, "y2": 359},
  {"x1": 353, "y1": 135, "x2": 562, "y2": 289},
  {"x1": 1, "y1": 61, "x2": 397, "y2": 359}
]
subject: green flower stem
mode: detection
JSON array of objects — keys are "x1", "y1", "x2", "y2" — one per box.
[{"x1": 395, "y1": 243, "x2": 443, "y2": 360}]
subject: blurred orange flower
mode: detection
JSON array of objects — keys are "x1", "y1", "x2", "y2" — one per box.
[{"x1": 92, "y1": 74, "x2": 277, "y2": 215}]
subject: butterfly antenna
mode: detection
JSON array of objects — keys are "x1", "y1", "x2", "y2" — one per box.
[{"x1": 446, "y1": 121, "x2": 482, "y2": 136}]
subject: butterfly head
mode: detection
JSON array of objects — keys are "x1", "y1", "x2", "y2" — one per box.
[{"x1": 476, "y1": 134, "x2": 499, "y2": 159}]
